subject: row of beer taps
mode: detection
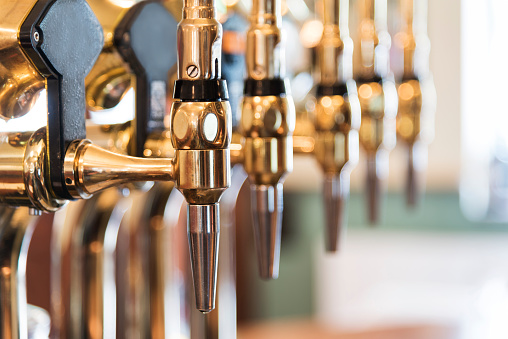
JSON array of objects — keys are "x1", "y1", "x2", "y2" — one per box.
[{"x1": 0, "y1": 0, "x2": 435, "y2": 337}]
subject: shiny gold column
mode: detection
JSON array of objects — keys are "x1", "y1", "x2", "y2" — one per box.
[
  {"x1": 171, "y1": 0, "x2": 232, "y2": 312},
  {"x1": 239, "y1": 0, "x2": 295, "y2": 279},
  {"x1": 396, "y1": 0, "x2": 435, "y2": 206},
  {"x1": 353, "y1": 0, "x2": 397, "y2": 224},
  {"x1": 311, "y1": 0, "x2": 360, "y2": 251}
]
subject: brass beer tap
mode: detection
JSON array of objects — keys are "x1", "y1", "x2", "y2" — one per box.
[
  {"x1": 0, "y1": 0, "x2": 230, "y2": 321},
  {"x1": 352, "y1": 0, "x2": 398, "y2": 224},
  {"x1": 311, "y1": 0, "x2": 360, "y2": 251},
  {"x1": 237, "y1": 0, "x2": 295, "y2": 279},
  {"x1": 171, "y1": 0, "x2": 232, "y2": 311},
  {"x1": 396, "y1": 0, "x2": 435, "y2": 207}
]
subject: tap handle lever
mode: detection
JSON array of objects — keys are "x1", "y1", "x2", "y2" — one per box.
[
  {"x1": 115, "y1": 1, "x2": 178, "y2": 157},
  {"x1": 19, "y1": 0, "x2": 103, "y2": 200}
]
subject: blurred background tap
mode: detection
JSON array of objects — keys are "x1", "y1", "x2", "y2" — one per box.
[
  {"x1": 351, "y1": 0, "x2": 398, "y2": 225},
  {"x1": 238, "y1": 0, "x2": 295, "y2": 280},
  {"x1": 295, "y1": 0, "x2": 361, "y2": 252},
  {"x1": 393, "y1": 0, "x2": 436, "y2": 207}
]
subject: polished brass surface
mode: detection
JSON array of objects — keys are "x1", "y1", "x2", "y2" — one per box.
[
  {"x1": 316, "y1": 0, "x2": 343, "y2": 86},
  {"x1": 0, "y1": 127, "x2": 177, "y2": 212},
  {"x1": 86, "y1": 0, "x2": 139, "y2": 48},
  {"x1": 0, "y1": 206, "x2": 37, "y2": 339},
  {"x1": 172, "y1": 0, "x2": 232, "y2": 312},
  {"x1": 178, "y1": 0, "x2": 223, "y2": 80},
  {"x1": 239, "y1": 94, "x2": 294, "y2": 279},
  {"x1": 239, "y1": 0, "x2": 294, "y2": 279},
  {"x1": 0, "y1": 129, "x2": 67, "y2": 212},
  {"x1": 0, "y1": 1, "x2": 45, "y2": 120},
  {"x1": 352, "y1": 0, "x2": 397, "y2": 224},
  {"x1": 246, "y1": 0, "x2": 282, "y2": 79},
  {"x1": 397, "y1": 79, "x2": 422, "y2": 146},
  {"x1": 357, "y1": 79, "x2": 397, "y2": 224},
  {"x1": 51, "y1": 190, "x2": 128, "y2": 339},
  {"x1": 241, "y1": 96, "x2": 294, "y2": 185},
  {"x1": 357, "y1": 81, "x2": 396, "y2": 155},
  {"x1": 295, "y1": 0, "x2": 360, "y2": 251},
  {"x1": 352, "y1": 0, "x2": 391, "y2": 80},
  {"x1": 63, "y1": 138, "x2": 175, "y2": 200},
  {"x1": 395, "y1": 0, "x2": 434, "y2": 207},
  {"x1": 85, "y1": 52, "x2": 132, "y2": 111}
]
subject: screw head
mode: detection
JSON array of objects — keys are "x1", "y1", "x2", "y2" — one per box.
[
  {"x1": 33, "y1": 31, "x2": 40, "y2": 43},
  {"x1": 187, "y1": 65, "x2": 199, "y2": 78}
]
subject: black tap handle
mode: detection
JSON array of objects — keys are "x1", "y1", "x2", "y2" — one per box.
[
  {"x1": 19, "y1": 0, "x2": 103, "y2": 199},
  {"x1": 115, "y1": 1, "x2": 178, "y2": 157}
]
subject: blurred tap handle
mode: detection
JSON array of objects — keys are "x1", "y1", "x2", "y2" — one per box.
[{"x1": 113, "y1": 1, "x2": 178, "y2": 157}]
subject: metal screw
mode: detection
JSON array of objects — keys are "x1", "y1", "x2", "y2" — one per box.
[
  {"x1": 187, "y1": 65, "x2": 199, "y2": 78},
  {"x1": 33, "y1": 31, "x2": 39, "y2": 43}
]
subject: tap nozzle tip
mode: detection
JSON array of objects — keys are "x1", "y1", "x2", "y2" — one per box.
[
  {"x1": 366, "y1": 158, "x2": 383, "y2": 226},
  {"x1": 406, "y1": 145, "x2": 422, "y2": 208},
  {"x1": 251, "y1": 184, "x2": 283, "y2": 280},
  {"x1": 323, "y1": 175, "x2": 348, "y2": 252},
  {"x1": 187, "y1": 203, "x2": 220, "y2": 313}
]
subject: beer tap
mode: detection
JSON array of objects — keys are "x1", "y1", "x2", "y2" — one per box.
[
  {"x1": 395, "y1": 0, "x2": 435, "y2": 207},
  {"x1": 236, "y1": 0, "x2": 295, "y2": 279},
  {"x1": 172, "y1": 0, "x2": 232, "y2": 311},
  {"x1": 0, "y1": 0, "x2": 230, "y2": 320},
  {"x1": 352, "y1": 0, "x2": 397, "y2": 224},
  {"x1": 296, "y1": 0, "x2": 361, "y2": 251}
]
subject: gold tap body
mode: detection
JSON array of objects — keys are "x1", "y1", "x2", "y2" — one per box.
[
  {"x1": 396, "y1": 0, "x2": 435, "y2": 206},
  {"x1": 353, "y1": 0, "x2": 397, "y2": 224},
  {"x1": 0, "y1": 2, "x2": 45, "y2": 120},
  {"x1": 238, "y1": 0, "x2": 295, "y2": 280},
  {"x1": 306, "y1": 0, "x2": 361, "y2": 251},
  {"x1": 171, "y1": 0, "x2": 232, "y2": 312}
]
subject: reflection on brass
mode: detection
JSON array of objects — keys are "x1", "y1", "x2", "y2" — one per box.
[
  {"x1": 352, "y1": 0, "x2": 391, "y2": 80},
  {"x1": 172, "y1": 0, "x2": 232, "y2": 313},
  {"x1": 240, "y1": 96, "x2": 294, "y2": 186},
  {"x1": 353, "y1": 0, "x2": 397, "y2": 224},
  {"x1": 63, "y1": 138, "x2": 175, "y2": 200},
  {"x1": 239, "y1": 0, "x2": 295, "y2": 280},
  {"x1": 0, "y1": 128, "x2": 176, "y2": 212},
  {"x1": 178, "y1": 0, "x2": 223, "y2": 81},
  {"x1": 0, "y1": 1, "x2": 45, "y2": 120},
  {"x1": 0, "y1": 206, "x2": 37, "y2": 339},
  {"x1": 85, "y1": 53, "x2": 132, "y2": 111},
  {"x1": 245, "y1": 0, "x2": 282, "y2": 80},
  {"x1": 396, "y1": 0, "x2": 435, "y2": 207},
  {"x1": 85, "y1": 0, "x2": 139, "y2": 112},
  {"x1": 293, "y1": 0, "x2": 361, "y2": 251},
  {"x1": 0, "y1": 130, "x2": 67, "y2": 212},
  {"x1": 397, "y1": 80, "x2": 422, "y2": 145}
]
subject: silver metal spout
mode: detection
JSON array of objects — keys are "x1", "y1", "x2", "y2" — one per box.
[
  {"x1": 323, "y1": 174, "x2": 350, "y2": 252},
  {"x1": 250, "y1": 183, "x2": 283, "y2": 280},
  {"x1": 366, "y1": 154, "x2": 386, "y2": 225},
  {"x1": 187, "y1": 204, "x2": 220, "y2": 313},
  {"x1": 406, "y1": 145, "x2": 418, "y2": 207}
]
